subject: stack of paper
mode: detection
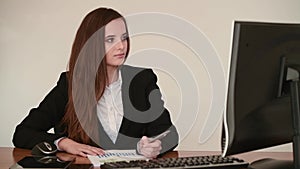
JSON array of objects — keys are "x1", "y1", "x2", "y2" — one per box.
[{"x1": 87, "y1": 149, "x2": 146, "y2": 166}]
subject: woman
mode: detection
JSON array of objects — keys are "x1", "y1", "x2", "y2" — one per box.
[{"x1": 13, "y1": 7, "x2": 178, "y2": 158}]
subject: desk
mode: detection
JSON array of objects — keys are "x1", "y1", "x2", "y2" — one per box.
[{"x1": 0, "y1": 147, "x2": 293, "y2": 169}]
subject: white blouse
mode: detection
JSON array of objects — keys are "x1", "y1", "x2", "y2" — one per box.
[{"x1": 96, "y1": 71, "x2": 124, "y2": 143}]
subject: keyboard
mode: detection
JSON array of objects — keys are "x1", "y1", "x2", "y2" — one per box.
[{"x1": 100, "y1": 155, "x2": 249, "y2": 169}]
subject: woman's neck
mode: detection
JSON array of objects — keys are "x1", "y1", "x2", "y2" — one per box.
[{"x1": 106, "y1": 66, "x2": 119, "y2": 85}]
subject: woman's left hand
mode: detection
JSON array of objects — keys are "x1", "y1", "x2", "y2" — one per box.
[
  {"x1": 58, "y1": 138, "x2": 104, "y2": 157},
  {"x1": 137, "y1": 136, "x2": 162, "y2": 158}
]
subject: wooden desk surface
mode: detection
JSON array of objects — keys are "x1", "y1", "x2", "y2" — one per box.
[{"x1": 0, "y1": 147, "x2": 293, "y2": 169}]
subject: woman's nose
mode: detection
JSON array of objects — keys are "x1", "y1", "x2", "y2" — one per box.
[{"x1": 116, "y1": 39, "x2": 127, "y2": 50}]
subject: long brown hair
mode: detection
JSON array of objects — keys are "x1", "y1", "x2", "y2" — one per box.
[{"x1": 61, "y1": 7, "x2": 130, "y2": 145}]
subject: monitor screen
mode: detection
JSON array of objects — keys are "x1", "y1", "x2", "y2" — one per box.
[{"x1": 222, "y1": 21, "x2": 300, "y2": 157}]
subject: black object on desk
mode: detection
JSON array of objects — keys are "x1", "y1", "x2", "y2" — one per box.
[
  {"x1": 9, "y1": 156, "x2": 74, "y2": 169},
  {"x1": 31, "y1": 142, "x2": 57, "y2": 156}
]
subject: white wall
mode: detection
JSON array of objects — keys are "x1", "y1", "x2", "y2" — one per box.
[{"x1": 1, "y1": 0, "x2": 300, "y2": 152}]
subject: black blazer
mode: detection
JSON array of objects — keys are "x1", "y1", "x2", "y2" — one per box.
[{"x1": 13, "y1": 65, "x2": 178, "y2": 153}]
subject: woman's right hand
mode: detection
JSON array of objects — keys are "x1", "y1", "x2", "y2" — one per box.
[
  {"x1": 57, "y1": 138, "x2": 104, "y2": 157},
  {"x1": 137, "y1": 136, "x2": 162, "y2": 158}
]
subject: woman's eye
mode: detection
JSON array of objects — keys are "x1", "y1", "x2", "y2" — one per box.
[
  {"x1": 121, "y1": 34, "x2": 128, "y2": 41},
  {"x1": 105, "y1": 38, "x2": 114, "y2": 43}
]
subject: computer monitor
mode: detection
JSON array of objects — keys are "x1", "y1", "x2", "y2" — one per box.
[{"x1": 222, "y1": 21, "x2": 300, "y2": 168}]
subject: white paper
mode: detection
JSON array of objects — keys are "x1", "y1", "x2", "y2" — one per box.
[{"x1": 87, "y1": 149, "x2": 146, "y2": 166}]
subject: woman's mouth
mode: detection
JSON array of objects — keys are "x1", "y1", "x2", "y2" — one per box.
[{"x1": 114, "y1": 53, "x2": 125, "y2": 58}]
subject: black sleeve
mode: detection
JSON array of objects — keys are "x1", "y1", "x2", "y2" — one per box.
[
  {"x1": 140, "y1": 69, "x2": 179, "y2": 153},
  {"x1": 12, "y1": 72, "x2": 68, "y2": 149}
]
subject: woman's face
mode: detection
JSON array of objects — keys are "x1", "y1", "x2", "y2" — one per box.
[{"x1": 104, "y1": 18, "x2": 128, "y2": 68}]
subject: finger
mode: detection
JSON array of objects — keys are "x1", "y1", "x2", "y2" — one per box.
[
  {"x1": 85, "y1": 145, "x2": 103, "y2": 153},
  {"x1": 151, "y1": 148, "x2": 161, "y2": 157},
  {"x1": 143, "y1": 150, "x2": 159, "y2": 158},
  {"x1": 140, "y1": 136, "x2": 148, "y2": 145},
  {"x1": 151, "y1": 147, "x2": 162, "y2": 153},
  {"x1": 80, "y1": 147, "x2": 99, "y2": 156},
  {"x1": 152, "y1": 140, "x2": 161, "y2": 147},
  {"x1": 143, "y1": 145, "x2": 161, "y2": 152},
  {"x1": 141, "y1": 146, "x2": 161, "y2": 158},
  {"x1": 143, "y1": 140, "x2": 161, "y2": 148},
  {"x1": 90, "y1": 147, "x2": 105, "y2": 155},
  {"x1": 149, "y1": 151, "x2": 159, "y2": 158},
  {"x1": 78, "y1": 151, "x2": 88, "y2": 157}
]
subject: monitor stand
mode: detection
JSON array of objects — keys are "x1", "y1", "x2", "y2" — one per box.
[
  {"x1": 289, "y1": 79, "x2": 300, "y2": 169},
  {"x1": 249, "y1": 78, "x2": 300, "y2": 169},
  {"x1": 250, "y1": 158, "x2": 294, "y2": 169}
]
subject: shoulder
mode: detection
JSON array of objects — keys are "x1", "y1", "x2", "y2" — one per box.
[
  {"x1": 59, "y1": 71, "x2": 67, "y2": 79},
  {"x1": 120, "y1": 65, "x2": 155, "y2": 76},
  {"x1": 120, "y1": 65, "x2": 157, "y2": 85},
  {"x1": 121, "y1": 64, "x2": 149, "y2": 71},
  {"x1": 57, "y1": 72, "x2": 68, "y2": 84},
  {"x1": 55, "y1": 72, "x2": 69, "y2": 92}
]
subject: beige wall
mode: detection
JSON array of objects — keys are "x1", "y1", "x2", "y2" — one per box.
[{"x1": 1, "y1": 0, "x2": 300, "y2": 152}]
